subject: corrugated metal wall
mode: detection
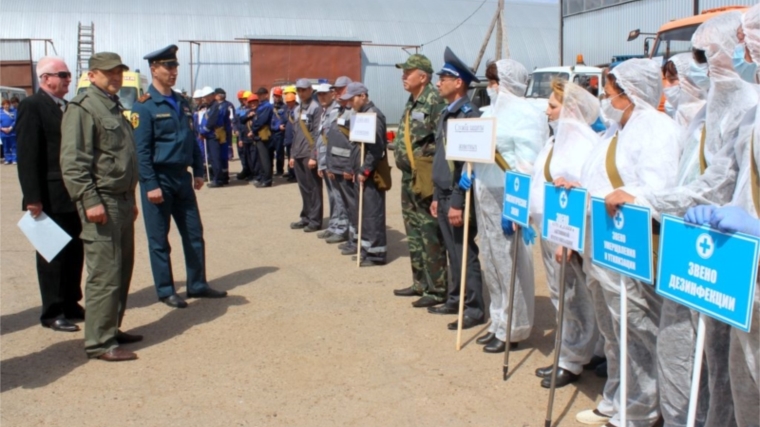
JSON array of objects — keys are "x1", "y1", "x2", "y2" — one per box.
[
  {"x1": 563, "y1": 0, "x2": 693, "y2": 65},
  {"x1": 699, "y1": 0, "x2": 757, "y2": 11},
  {"x1": 563, "y1": 0, "x2": 758, "y2": 66},
  {"x1": 0, "y1": 0, "x2": 559, "y2": 124}
]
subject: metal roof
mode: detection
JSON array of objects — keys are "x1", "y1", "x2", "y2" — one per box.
[
  {"x1": 0, "y1": 0, "x2": 559, "y2": 123},
  {"x1": 243, "y1": 35, "x2": 368, "y2": 43}
]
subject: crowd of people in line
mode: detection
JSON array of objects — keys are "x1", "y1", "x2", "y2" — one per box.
[{"x1": 6, "y1": 4, "x2": 760, "y2": 427}]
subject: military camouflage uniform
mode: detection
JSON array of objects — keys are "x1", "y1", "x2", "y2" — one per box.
[{"x1": 393, "y1": 79, "x2": 448, "y2": 301}]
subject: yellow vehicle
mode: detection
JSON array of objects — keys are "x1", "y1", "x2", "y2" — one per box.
[
  {"x1": 76, "y1": 71, "x2": 148, "y2": 123},
  {"x1": 628, "y1": 6, "x2": 749, "y2": 61}
]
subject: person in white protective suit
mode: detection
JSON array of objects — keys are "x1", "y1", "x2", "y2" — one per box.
[
  {"x1": 528, "y1": 79, "x2": 602, "y2": 388},
  {"x1": 685, "y1": 6, "x2": 760, "y2": 426},
  {"x1": 662, "y1": 53, "x2": 707, "y2": 134},
  {"x1": 562, "y1": 58, "x2": 680, "y2": 427},
  {"x1": 457, "y1": 59, "x2": 547, "y2": 353},
  {"x1": 605, "y1": 11, "x2": 758, "y2": 427}
]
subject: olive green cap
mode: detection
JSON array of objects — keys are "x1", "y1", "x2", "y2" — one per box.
[{"x1": 89, "y1": 52, "x2": 129, "y2": 71}]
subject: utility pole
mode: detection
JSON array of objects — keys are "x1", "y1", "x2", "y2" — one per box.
[{"x1": 472, "y1": 0, "x2": 509, "y2": 72}]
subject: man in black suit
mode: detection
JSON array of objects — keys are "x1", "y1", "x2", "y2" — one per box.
[{"x1": 16, "y1": 57, "x2": 84, "y2": 332}]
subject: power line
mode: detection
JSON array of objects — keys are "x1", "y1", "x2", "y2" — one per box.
[{"x1": 420, "y1": 0, "x2": 489, "y2": 48}]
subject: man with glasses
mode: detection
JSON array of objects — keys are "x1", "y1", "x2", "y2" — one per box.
[
  {"x1": 132, "y1": 45, "x2": 227, "y2": 309},
  {"x1": 16, "y1": 57, "x2": 85, "y2": 333}
]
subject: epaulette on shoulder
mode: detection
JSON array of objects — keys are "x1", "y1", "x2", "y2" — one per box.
[{"x1": 137, "y1": 93, "x2": 151, "y2": 103}]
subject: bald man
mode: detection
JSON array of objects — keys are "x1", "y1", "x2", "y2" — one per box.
[{"x1": 16, "y1": 56, "x2": 85, "y2": 332}]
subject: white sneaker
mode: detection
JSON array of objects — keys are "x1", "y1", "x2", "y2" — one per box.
[{"x1": 575, "y1": 409, "x2": 613, "y2": 425}]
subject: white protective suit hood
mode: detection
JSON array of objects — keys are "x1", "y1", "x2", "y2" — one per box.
[
  {"x1": 474, "y1": 59, "x2": 547, "y2": 188},
  {"x1": 530, "y1": 81, "x2": 600, "y2": 221},
  {"x1": 743, "y1": 5, "x2": 760, "y2": 69},
  {"x1": 669, "y1": 53, "x2": 707, "y2": 129},
  {"x1": 692, "y1": 11, "x2": 757, "y2": 150},
  {"x1": 610, "y1": 58, "x2": 663, "y2": 113}
]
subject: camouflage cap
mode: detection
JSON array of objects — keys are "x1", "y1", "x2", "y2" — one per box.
[{"x1": 395, "y1": 54, "x2": 433, "y2": 74}]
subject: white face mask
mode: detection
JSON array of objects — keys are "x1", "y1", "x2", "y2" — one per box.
[
  {"x1": 548, "y1": 119, "x2": 558, "y2": 134},
  {"x1": 601, "y1": 94, "x2": 628, "y2": 126},
  {"x1": 689, "y1": 61, "x2": 710, "y2": 91},
  {"x1": 487, "y1": 87, "x2": 499, "y2": 105},
  {"x1": 663, "y1": 85, "x2": 680, "y2": 108}
]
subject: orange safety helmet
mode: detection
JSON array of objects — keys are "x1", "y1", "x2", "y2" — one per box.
[
  {"x1": 284, "y1": 93, "x2": 296, "y2": 102},
  {"x1": 236, "y1": 90, "x2": 246, "y2": 99},
  {"x1": 272, "y1": 87, "x2": 283, "y2": 96},
  {"x1": 246, "y1": 93, "x2": 259, "y2": 103}
]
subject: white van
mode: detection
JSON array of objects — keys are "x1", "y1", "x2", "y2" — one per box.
[
  {"x1": 0, "y1": 86, "x2": 29, "y2": 103},
  {"x1": 524, "y1": 65, "x2": 603, "y2": 113}
]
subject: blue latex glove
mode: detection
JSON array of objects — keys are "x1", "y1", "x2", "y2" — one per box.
[
  {"x1": 684, "y1": 205, "x2": 716, "y2": 226},
  {"x1": 458, "y1": 171, "x2": 474, "y2": 191},
  {"x1": 709, "y1": 206, "x2": 760, "y2": 237},
  {"x1": 521, "y1": 225, "x2": 536, "y2": 245},
  {"x1": 501, "y1": 216, "x2": 514, "y2": 236}
]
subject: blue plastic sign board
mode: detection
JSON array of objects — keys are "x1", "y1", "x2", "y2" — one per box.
[
  {"x1": 590, "y1": 198, "x2": 653, "y2": 284},
  {"x1": 656, "y1": 215, "x2": 759, "y2": 332},
  {"x1": 503, "y1": 171, "x2": 531, "y2": 227},
  {"x1": 541, "y1": 183, "x2": 588, "y2": 253}
]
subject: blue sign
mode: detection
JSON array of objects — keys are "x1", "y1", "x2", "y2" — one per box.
[
  {"x1": 503, "y1": 171, "x2": 531, "y2": 227},
  {"x1": 541, "y1": 183, "x2": 588, "y2": 253},
  {"x1": 590, "y1": 198, "x2": 653, "y2": 284},
  {"x1": 656, "y1": 215, "x2": 759, "y2": 332}
]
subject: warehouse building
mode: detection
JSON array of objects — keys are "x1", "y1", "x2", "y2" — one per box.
[
  {"x1": 561, "y1": 0, "x2": 757, "y2": 66},
  {"x1": 0, "y1": 0, "x2": 559, "y2": 123}
]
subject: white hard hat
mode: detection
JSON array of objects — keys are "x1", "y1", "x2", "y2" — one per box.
[
  {"x1": 199, "y1": 86, "x2": 215, "y2": 97},
  {"x1": 192, "y1": 89, "x2": 203, "y2": 98}
]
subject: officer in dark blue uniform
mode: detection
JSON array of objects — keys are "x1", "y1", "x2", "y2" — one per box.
[
  {"x1": 132, "y1": 45, "x2": 227, "y2": 308},
  {"x1": 427, "y1": 47, "x2": 485, "y2": 330}
]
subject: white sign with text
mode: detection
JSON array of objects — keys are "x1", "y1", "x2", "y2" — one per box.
[
  {"x1": 349, "y1": 112, "x2": 377, "y2": 144},
  {"x1": 445, "y1": 117, "x2": 496, "y2": 164}
]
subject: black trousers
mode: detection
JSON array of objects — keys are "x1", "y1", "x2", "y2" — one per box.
[
  {"x1": 356, "y1": 178, "x2": 387, "y2": 263},
  {"x1": 293, "y1": 158, "x2": 323, "y2": 229},
  {"x1": 437, "y1": 195, "x2": 484, "y2": 320},
  {"x1": 272, "y1": 133, "x2": 285, "y2": 175},
  {"x1": 240, "y1": 143, "x2": 257, "y2": 179},
  {"x1": 36, "y1": 211, "x2": 84, "y2": 322},
  {"x1": 256, "y1": 140, "x2": 274, "y2": 185}
]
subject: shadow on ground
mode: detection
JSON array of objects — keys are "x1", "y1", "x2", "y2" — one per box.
[
  {"x1": 1, "y1": 294, "x2": 248, "y2": 393},
  {"x1": 114, "y1": 266, "x2": 277, "y2": 310}
]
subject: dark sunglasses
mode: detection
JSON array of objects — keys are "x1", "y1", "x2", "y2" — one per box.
[{"x1": 43, "y1": 71, "x2": 72, "y2": 79}]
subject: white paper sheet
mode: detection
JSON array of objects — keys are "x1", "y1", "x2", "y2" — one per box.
[
  {"x1": 349, "y1": 112, "x2": 377, "y2": 144},
  {"x1": 17, "y1": 211, "x2": 73, "y2": 262},
  {"x1": 445, "y1": 117, "x2": 497, "y2": 163}
]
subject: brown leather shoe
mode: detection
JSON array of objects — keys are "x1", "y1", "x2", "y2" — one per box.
[
  {"x1": 115, "y1": 330, "x2": 143, "y2": 344},
  {"x1": 96, "y1": 347, "x2": 138, "y2": 362}
]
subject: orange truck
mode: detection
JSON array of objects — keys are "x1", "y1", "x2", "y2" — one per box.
[{"x1": 628, "y1": 6, "x2": 748, "y2": 61}]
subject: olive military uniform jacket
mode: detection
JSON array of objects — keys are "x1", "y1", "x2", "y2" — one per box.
[
  {"x1": 60, "y1": 85, "x2": 138, "y2": 209},
  {"x1": 393, "y1": 83, "x2": 446, "y2": 175}
]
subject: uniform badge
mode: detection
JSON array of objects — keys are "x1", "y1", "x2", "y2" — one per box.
[
  {"x1": 462, "y1": 104, "x2": 472, "y2": 114},
  {"x1": 130, "y1": 113, "x2": 139, "y2": 129}
]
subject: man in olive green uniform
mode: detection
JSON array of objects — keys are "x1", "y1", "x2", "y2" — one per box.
[
  {"x1": 60, "y1": 52, "x2": 142, "y2": 362},
  {"x1": 392, "y1": 55, "x2": 448, "y2": 308}
]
